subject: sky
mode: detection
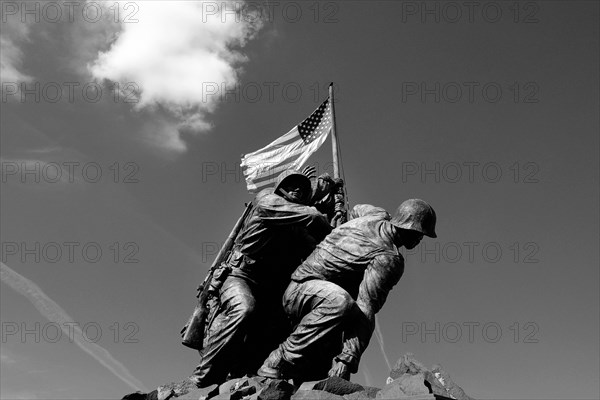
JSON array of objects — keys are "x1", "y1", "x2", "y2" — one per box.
[{"x1": 0, "y1": 1, "x2": 599, "y2": 399}]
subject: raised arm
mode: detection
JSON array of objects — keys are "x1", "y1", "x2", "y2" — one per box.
[{"x1": 258, "y1": 195, "x2": 332, "y2": 241}]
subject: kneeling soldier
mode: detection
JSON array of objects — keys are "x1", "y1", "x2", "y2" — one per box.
[{"x1": 258, "y1": 199, "x2": 437, "y2": 381}]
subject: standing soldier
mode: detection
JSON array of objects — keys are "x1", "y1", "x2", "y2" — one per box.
[
  {"x1": 191, "y1": 170, "x2": 333, "y2": 387},
  {"x1": 257, "y1": 199, "x2": 437, "y2": 381}
]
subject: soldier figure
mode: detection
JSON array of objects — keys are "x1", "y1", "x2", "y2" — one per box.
[
  {"x1": 191, "y1": 170, "x2": 333, "y2": 387},
  {"x1": 257, "y1": 199, "x2": 437, "y2": 381}
]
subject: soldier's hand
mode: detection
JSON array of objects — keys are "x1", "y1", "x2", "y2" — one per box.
[
  {"x1": 302, "y1": 165, "x2": 317, "y2": 180},
  {"x1": 330, "y1": 211, "x2": 346, "y2": 228},
  {"x1": 328, "y1": 360, "x2": 350, "y2": 380}
]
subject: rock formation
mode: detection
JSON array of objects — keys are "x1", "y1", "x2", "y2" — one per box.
[{"x1": 122, "y1": 353, "x2": 474, "y2": 400}]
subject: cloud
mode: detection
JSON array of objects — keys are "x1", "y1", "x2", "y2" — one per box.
[
  {"x1": 0, "y1": 262, "x2": 148, "y2": 392},
  {"x1": 89, "y1": 1, "x2": 263, "y2": 151},
  {"x1": 0, "y1": 18, "x2": 32, "y2": 84},
  {"x1": 141, "y1": 117, "x2": 187, "y2": 153},
  {"x1": 1, "y1": 352, "x2": 16, "y2": 365}
]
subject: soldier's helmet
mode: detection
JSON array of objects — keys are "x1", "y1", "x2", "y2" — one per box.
[
  {"x1": 390, "y1": 199, "x2": 437, "y2": 238},
  {"x1": 274, "y1": 170, "x2": 312, "y2": 202}
]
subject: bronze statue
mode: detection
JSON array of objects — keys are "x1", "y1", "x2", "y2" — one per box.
[
  {"x1": 257, "y1": 199, "x2": 437, "y2": 382},
  {"x1": 190, "y1": 170, "x2": 333, "y2": 387}
]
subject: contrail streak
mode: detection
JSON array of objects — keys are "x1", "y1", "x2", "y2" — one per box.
[
  {"x1": 374, "y1": 316, "x2": 392, "y2": 371},
  {"x1": 0, "y1": 262, "x2": 148, "y2": 392},
  {"x1": 362, "y1": 366, "x2": 373, "y2": 387}
]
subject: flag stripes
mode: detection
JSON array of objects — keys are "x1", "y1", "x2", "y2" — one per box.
[{"x1": 241, "y1": 97, "x2": 333, "y2": 193}]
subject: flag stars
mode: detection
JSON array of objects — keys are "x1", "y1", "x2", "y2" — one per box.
[{"x1": 298, "y1": 99, "x2": 333, "y2": 144}]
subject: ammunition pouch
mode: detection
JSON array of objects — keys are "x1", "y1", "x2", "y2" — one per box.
[
  {"x1": 182, "y1": 254, "x2": 236, "y2": 350},
  {"x1": 206, "y1": 247, "x2": 244, "y2": 296},
  {"x1": 224, "y1": 247, "x2": 260, "y2": 275},
  {"x1": 208, "y1": 264, "x2": 232, "y2": 296}
]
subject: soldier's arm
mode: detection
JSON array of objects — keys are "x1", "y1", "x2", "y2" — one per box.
[
  {"x1": 348, "y1": 204, "x2": 391, "y2": 221},
  {"x1": 333, "y1": 254, "x2": 404, "y2": 373},
  {"x1": 259, "y1": 196, "x2": 332, "y2": 240}
]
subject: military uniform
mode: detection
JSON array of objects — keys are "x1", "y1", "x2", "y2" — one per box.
[
  {"x1": 260, "y1": 204, "x2": 405, "y2": 380},
  {"x1": 193, "y1": 189, "x2": 331, "y2": 386}
]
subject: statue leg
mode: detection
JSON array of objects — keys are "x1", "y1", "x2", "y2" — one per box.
[
  {"x1": 242, "y1": 291, "x2": 291, "y2": 375},
  {"x1": 258, "y1": 280, "x2": 354, "y2": 380},
  {"x1": 192, "y1": 276, "x2": 256, "y2": 386}
]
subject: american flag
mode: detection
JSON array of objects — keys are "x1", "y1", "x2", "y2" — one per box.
[{"x1": 241, "y1": 97, "x2": 333, "y2": 193}]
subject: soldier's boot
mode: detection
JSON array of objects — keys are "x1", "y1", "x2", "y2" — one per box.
[{"x1": 257, "y1": 348, "x2": 291, "y2": 379}]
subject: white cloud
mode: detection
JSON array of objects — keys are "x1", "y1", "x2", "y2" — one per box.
[
  {"x1": 141, "y1": 118, "x2": 187, "y2": 153},
  {"x1": 0, "y1": 18, "x2": 33, "y2": 84},
  {"x1": 89, "y1": 1, "x2": 263, "y2": 151}
]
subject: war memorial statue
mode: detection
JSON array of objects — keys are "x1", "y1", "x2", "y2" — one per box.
[
  {"x1": 121, "y1": 88, "x2": 475, "y2": 400},
  {"x1": 179, "y1": 87, "x2": 439, "y2": 386},
  {"x1": 256, "y1": 199, "x2": 437, "y2": 382},
  {"x1": 186, "y1": 169, "x2": 342, "y2": 386}
]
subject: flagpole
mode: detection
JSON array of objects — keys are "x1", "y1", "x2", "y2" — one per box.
[
  {"x1": 329, "y1": 83, "x2": 348, "y2": 227},
  {"x1": 329, "y1": 83, "x2": 340, "y2": 179}
]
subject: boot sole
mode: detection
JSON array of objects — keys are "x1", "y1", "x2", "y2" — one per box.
[{"x1": 257, "y1": 365, "x2": 284, "y2": 379}]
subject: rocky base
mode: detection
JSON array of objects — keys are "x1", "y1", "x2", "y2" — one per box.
[{"x1": 122, "y1": 354, "x2": 474, "y2": 400}]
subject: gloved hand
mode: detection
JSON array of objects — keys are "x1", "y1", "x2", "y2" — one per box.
[
  {"x1": 328, "y1": 360, "x2": 351, "y2": 380},
  {"x1": 331, "y1": 178, "x2": 346, "y2": 227},
  {"x1": 315, "y1": 173, "x2": 334, "y2": 196},
  {"x1": 330, "y1": 212, "x2": 346, "y2": 228},
  {"x1": 311, "y1": 173, "x2": 335, "y2": 216},
  {"x1": 301, "y1": 165, "x2": 317, "y2": 180}
]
